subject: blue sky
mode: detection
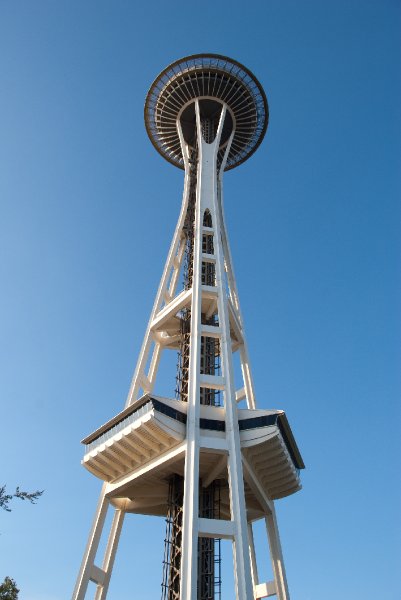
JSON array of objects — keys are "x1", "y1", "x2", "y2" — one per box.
[{"x1": 0, "y1": 1, "x2": 400, "y2": 598}]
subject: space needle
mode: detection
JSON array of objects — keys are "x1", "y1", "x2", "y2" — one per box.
[{"x1": 73, "y1": 54, "x2": 304, "y2": 600}]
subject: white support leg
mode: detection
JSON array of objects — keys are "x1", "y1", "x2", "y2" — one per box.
[
  {"x1": 218, "y1": 181, "x2": 257, "y2": 410},
  {"x1": 94, "y1": 509, "x2": 125, "y2": 600},
  {"x1": 124, "y1": 161, "x2": 192, "y2": 407},
  {"x1": 215, "y1": 235, "x2": 254, "y2": 599},
  {"x1": 146, "y1": 341, "x2": 162, "y2": 392},
  {"x1": 265, "y1": 505, "x2": 290, "y2": 600},
  {"x1": 239, "y1": 343, "x2": 257, "y2": 410},
  {"x1": 179, "y1": 106, "x2": 202, "y2": 600},
  {"x1": 188, "y1": 101, "x2": 254, "y2": 600},
  {"x1": 248, "y1": 522, "x2": 260, "y2": 591},
  {"x1": 180, "y1": 99, "x2": 255, "y2": 600},
  {"x1": 72, "y1": 486, "x2": 110, "y2": 600}
]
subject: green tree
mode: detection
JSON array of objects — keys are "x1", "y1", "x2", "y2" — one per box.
[
  {"x1": 0, "y1": 577, "x2": 19, "y2": 599},
  {"x1": 0, "y1": 485, "x2": 43, "y2": 512},
  {"x1": 0, "y1": 486, "x2": 43, "y2": 599}
]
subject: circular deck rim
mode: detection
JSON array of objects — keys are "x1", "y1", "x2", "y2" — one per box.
[{"x1": 144, "y1": 53, "x2": 269, "y2": 171}]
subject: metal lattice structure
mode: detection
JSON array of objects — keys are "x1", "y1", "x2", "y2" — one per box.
[
  {"x1": 72, "y1": 54, "x2": 304, "y2": 600},
  {"x1": 162, "y1": 475, "x2": 184, "y2": 600}
]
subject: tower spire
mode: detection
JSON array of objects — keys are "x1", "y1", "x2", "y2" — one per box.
[{"x1": 72, "y1": 54, "x2": 304, "y2": 600}]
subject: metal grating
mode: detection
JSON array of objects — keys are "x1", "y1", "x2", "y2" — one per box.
[
  {"x1": 161, "y1": 475, "x2": 184, "y2": 600},
  {"x1": 198, "y1": 481, "x2": 222, "y2": 600},
  {"x1": 161, "y1": 477, "x2": 222, "y2": 600}
]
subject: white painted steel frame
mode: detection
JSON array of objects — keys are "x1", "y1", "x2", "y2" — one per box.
[
  {"x1": 72, "y1": 486, "x2": 125, "y2": 600},
  {"x1": 73, "y1": 98, "x2": 291, "y2": 600},
  {"x1": 178, "y1": 101, "x2": 254, "y2": 600}
]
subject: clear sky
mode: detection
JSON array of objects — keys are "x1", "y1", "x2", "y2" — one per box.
[{"x1": 0, "y1": 1, "x2": 400, "y2": 599}]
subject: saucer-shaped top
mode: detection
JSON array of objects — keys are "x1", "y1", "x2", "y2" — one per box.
[{"x1": 144, "y1": 54, "x2": 268, "y2": 171}]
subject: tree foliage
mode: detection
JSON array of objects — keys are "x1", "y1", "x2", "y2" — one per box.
[
  {"x1": 0, "y1": 485, "x2": 43, "y2": 512},
  {"x1": 0, "y1": 577, "x2": 19, "y2": 599},
  {"x1": 0, "y1": 486, "x2": 43, "y2": 598}
]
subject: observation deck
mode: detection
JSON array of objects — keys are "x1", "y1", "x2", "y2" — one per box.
[
  {"x1": 81, "y1": 395, "x2": 304, "y2": 521},
  {"x1": 144, "y1": 54, "x2": 268, "y2": 171}
]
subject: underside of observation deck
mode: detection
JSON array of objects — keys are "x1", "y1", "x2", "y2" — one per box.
[
  {"x1": 145, "y1": 54, "x2": 269, "y2": 171},
  {"x1": 81, "y1": 395, "x2": 304, "y2": 522}
]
